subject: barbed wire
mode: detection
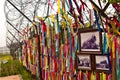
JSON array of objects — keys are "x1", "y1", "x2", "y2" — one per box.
[{"x1": 4, "y1": 0, "x2": 116, "y2": 48}]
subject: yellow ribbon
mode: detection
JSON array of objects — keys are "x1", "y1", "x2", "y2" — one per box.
[
  {"x1": 106, "y1": 33, "x2": 111, "y2": 50},
  {"x1": 91, "y1": 72, "x2": 95, "y2": 80},
  {"x1": 63, "y1": 13, "x2": 74, "y2": 33},
  {"x1": 86, "y1": 22, "x2": 91, "y2": 28},
  {"x1": 50, "y1": 15, "x2": 55, "y2": 22},
  {"x1": 109, "y1": 0, "x2": 120, "y2": 3},
  {"x1": 102, "y1": 72, "x2": 106, "y2": 80},
  {"x1": 60, "y1": 58, "x2": 63, "y2": 75},
  {"x1": 91, "y1": 2, "x2": 98, "y2": 11},
  {"x1": 28, "y1": 50, "x2": 31, "y2": 62},
  {"x1": 47, "y1": 26, "x2": 50, "y2": 38},
  {"x1": 62, "y1": 0, "x2": 65, "y2": 13},
  {"x1": 86, "y1": 71, "x2": 88, "y2": 80},
  {"x1": 79, "y1": 71, "x2": 81, "y2": 80},
  {"x1": 61, "y1": 21, "x2": 66, "y2": 29},
  {"x1": 58, "y1": 0, "x2": 61, "y2": 14},
  {"x1": 55, "y1": 20, "x2": 58, "y2": 34},
  {"x1": 112, "y1": 39, "x2": 115, "y2": 59},
  {"x1": 110, "y1": 21, "x2": 120, "y2": 35}
]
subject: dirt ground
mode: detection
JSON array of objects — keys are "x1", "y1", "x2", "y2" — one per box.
[{"x1": 0, "y1": 75, "x2": 22, "y2": 80}]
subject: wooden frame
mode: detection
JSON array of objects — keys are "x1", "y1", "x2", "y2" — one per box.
[
  {"x1": 79, "y1": 28, "x2": 102, "y2": 54},
  {"x1": 95, "y1": 55, "x2": 110, "y2": 72},
  {"x1": 76, "y1": 54, "x2": 92, "y2": 70}
]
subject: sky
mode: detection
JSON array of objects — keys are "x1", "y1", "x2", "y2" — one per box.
[{"x1": 0, "y1": 0, "x2": 6, "y2": 47}]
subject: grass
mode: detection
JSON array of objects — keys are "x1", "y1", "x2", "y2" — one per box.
[
  {"x1": 0, "y1": 54, "x2": 13, "y2": 61},
  {"x1": 0, "y1": 54, "x2": 34, "y2": 80}
]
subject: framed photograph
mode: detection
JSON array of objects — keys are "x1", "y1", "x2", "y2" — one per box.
[
  {"x1": 95, "y1": 55, "x2": 110, "y2": 71},
  {"x1": 79, "y1": 28, "x2": 102, "y2": 54},
  {"x1": 77, "y1": 54, "x2": 91, "y2": 70}
]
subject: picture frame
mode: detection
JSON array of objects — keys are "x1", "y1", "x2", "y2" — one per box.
[
  {"x1": 79, "y1": 28, "x2": 102, "y2": 54},
  {"x1": 76, "y1": 54, "x2": 91, "y2": 70},
  {"x1": 95, "y1": 55, "x2": 110, "y2": 72}
]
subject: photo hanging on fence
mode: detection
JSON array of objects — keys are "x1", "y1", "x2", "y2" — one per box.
[
  {"x1": 77, "y1": 54, "x2": 91, "y2": 70},
  {"x1": 79, "y1": 28, "x2": 102, "y2": 54},
  {"x1": 95, "y1": 55, "x2": 109, "y2": 71}
]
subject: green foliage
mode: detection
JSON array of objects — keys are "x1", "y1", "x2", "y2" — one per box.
[
  {"x1": 0, "y1": 54, "x2": 12, "y2": 61},
  {"x1": 0, "y1": 55, "x2": 34, "y2": 80}
]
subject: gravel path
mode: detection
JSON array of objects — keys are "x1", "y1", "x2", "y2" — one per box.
[{"x1": 0, "y1": 75, "x2": 22, "y2": 80}]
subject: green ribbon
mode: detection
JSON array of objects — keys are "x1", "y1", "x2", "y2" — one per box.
[
  {"x1": 108, "y1": 0, "x2": 120, "y2": 3},
  {"x1": 65, "y1": 0, "x2": 70, "y2": 11},
  {"x1": 116, "y1": 49, "x2": 120, "y2": 80},
  {"x1": 56, "y1": 14, "x2": 60, "y2": 33},
  {"x1": 102, "y1": 33, "x2": 107, "y2": 54}
]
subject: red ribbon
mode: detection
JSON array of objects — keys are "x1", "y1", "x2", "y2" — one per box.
[
  {"x1": 80, "y1": 72, "x2": 83, "y2": 80},
  {"x1": 52, "y1": 44, "x2": 55, "y2": 56},
  {"x1": 96, "y1": 72, "x2": 100, "y2": 80},
  {"x1": 64, "y1": 44, "x2": 68, "y2": 57},
  {"x1": 113, "y1": 17, "x2": 120, "y2": 28},
  {"x1": 119, "y1": 42, "x2": 120, "y2": 55},
  {"x1": 52, "y1": 72, "x2": 55, "y2": 80},
  {"x1": 113, "y1": 3, "x2": 120, "y2": 13},
  {"x1": 105, "y1": 18, "x2": 109, "y2": 33},
  {"x1": 27, "y1": 40, "x2": 30, "y2": 48},
  {"x1": 106, "y1": 73, "x2": 108, "y2": 80},
  {"x1": 73, "y1": 0, "x2": 83, "y2": 24},
  {"x1": 54, "y1": 58, "x2": 57, "y2": 72},
  {"x1": 42, "y1": 70, "x2": 45, "y2": 79},
  {"x1": 41, "y1": 20, "x2": 47, "y2": 34},
  {"x1": 46, "y1": 70, "x2": 48, "y2": 80},
  {"x1": 77, "y1": 72, "x2": 80, "y2": 80},
  {"x1": 88, "y1": 71, "x2": 91, "y2": 80},
  {"x1": 70, "y1": 57, "x2": 73, "y2": 71},
  {"x1": 36, "y1": 35, "x2": 38, "y2": 44},
  {"x1": 68, "y1": 0, "x2": 79, "y2": 26}
]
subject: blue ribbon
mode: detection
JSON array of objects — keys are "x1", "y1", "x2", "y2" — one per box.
[
  {"x1": 107, "y1": 51, "x2": 112, "y2": 73},
  {"x1": 75, "y1": 36, "x2": 78, "y2": 52},
  {"x1": 77, "y1": 35, "x2": 80, "y2": 52},
  {"x1": 69, "y1": 0, "x2": 73, "y2": 9},
  {"x1": 94, "y1": 10, "x2": 101, "y2": 32},
  {"x1": 102, "y1": 33, "x2": 107, "y2": 54},
  {"x1": 55, "y1": 40, "x2": 59, "y2": 52},
  {"x1": 56, "y1": 14, "x2": 60, "y2": 33}
]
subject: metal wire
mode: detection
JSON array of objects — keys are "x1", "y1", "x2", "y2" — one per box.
[{"x1": 4, "y1": 0, "x2": 116, "y2": 50}]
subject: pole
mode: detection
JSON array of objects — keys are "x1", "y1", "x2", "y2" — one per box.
[{"x1": 89, "y1": 0, "x2": 109, "y2": 18}]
